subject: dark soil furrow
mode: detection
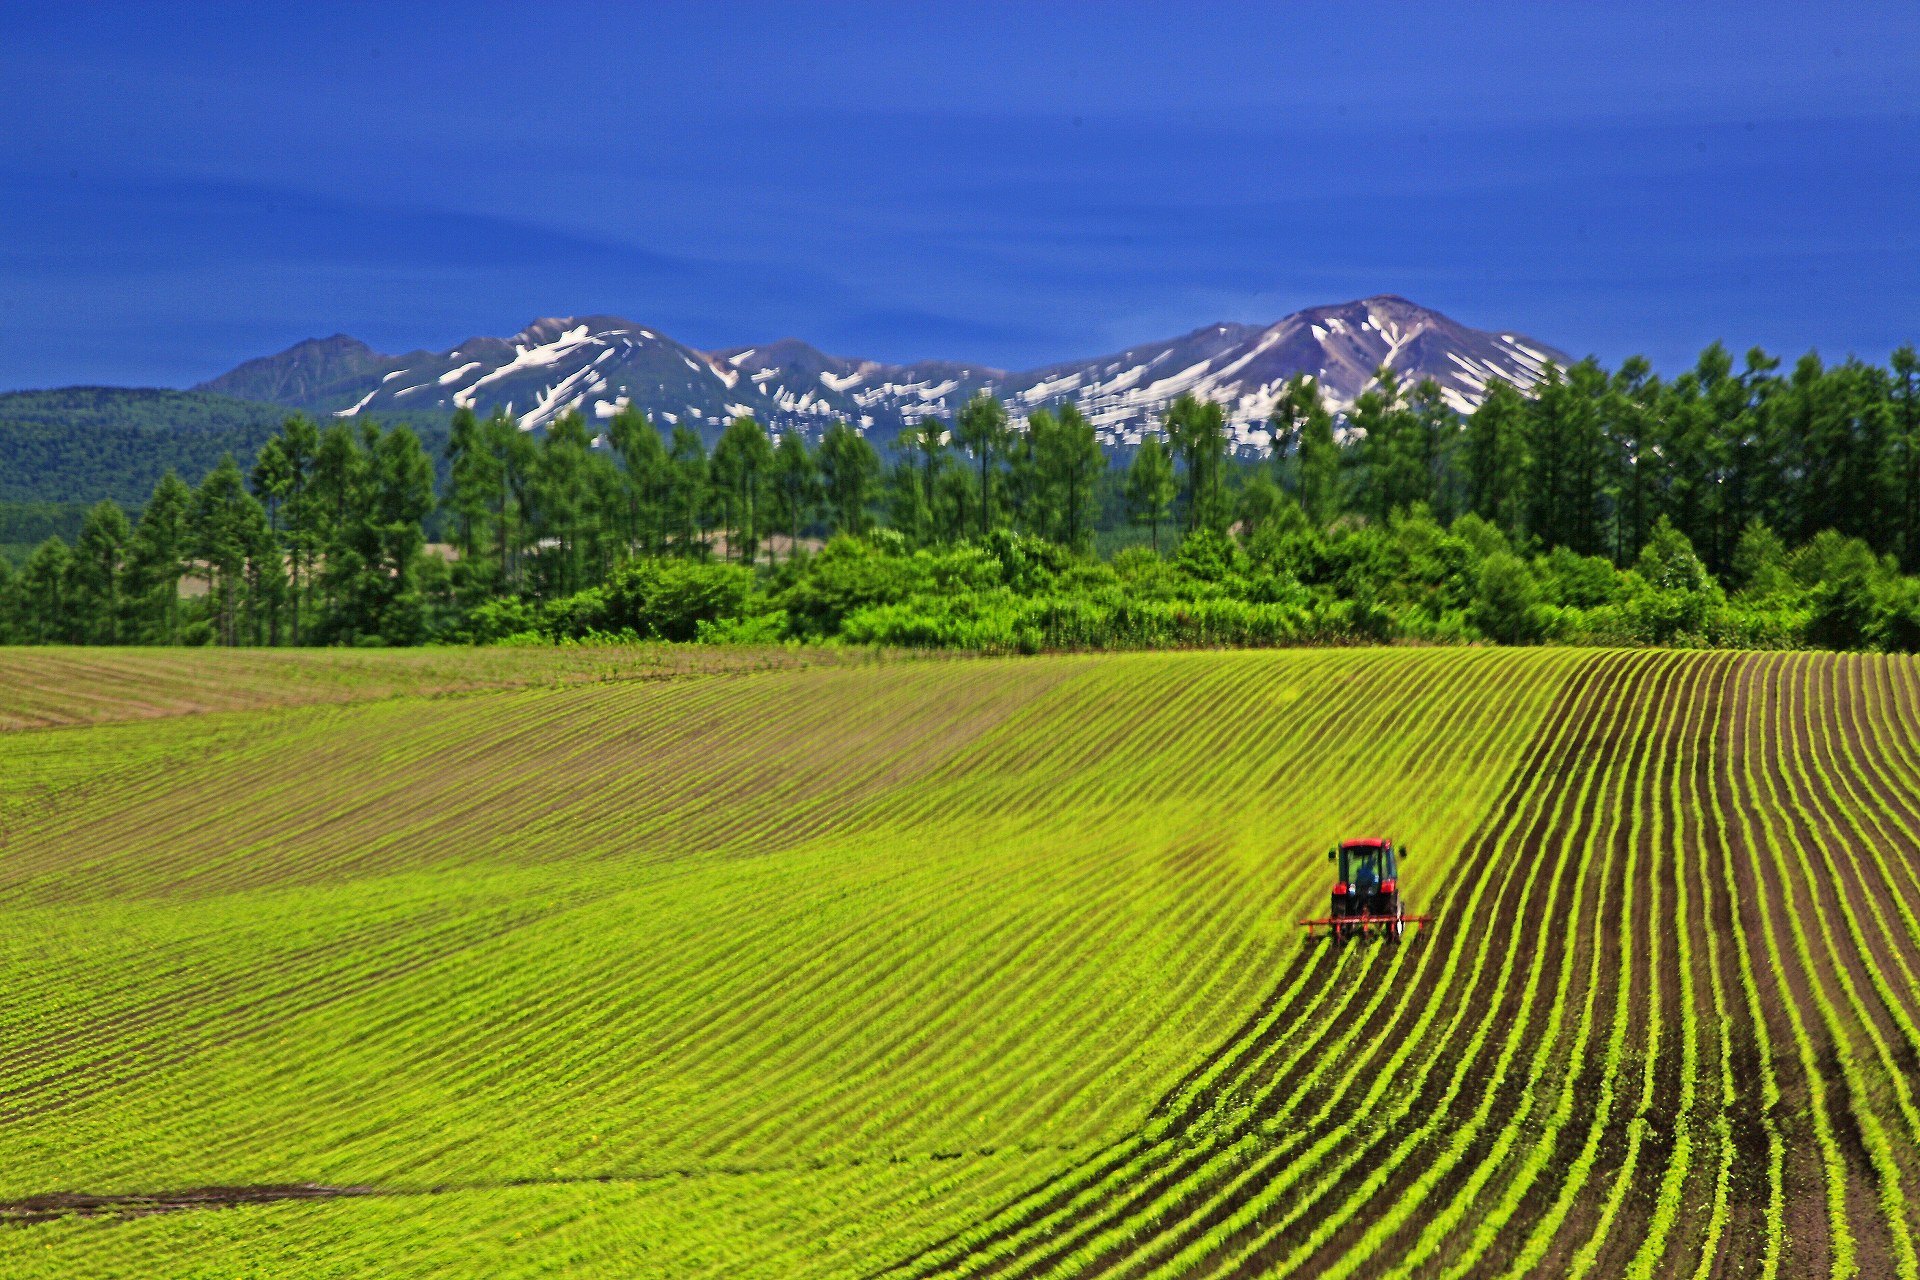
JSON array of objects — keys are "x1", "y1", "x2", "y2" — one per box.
[{"x1": 872, "y1": 656, "x2": 1622, "y2": 1280}]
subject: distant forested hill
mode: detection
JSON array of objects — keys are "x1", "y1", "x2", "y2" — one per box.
[
  {"x1": 0, "y1": 387, "x2": 449, "y2": 505},
  {"x1": 0, "y1": 387, "x2": 290, "y2": 506}
]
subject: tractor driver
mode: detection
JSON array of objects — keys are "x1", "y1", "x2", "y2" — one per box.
[
  {"x1": 1349, "y1": 847, "x2": 1383, "y2": 896},
  {"x1": 1351, "y1": 855, "x2": 1382, "y2": 898}
]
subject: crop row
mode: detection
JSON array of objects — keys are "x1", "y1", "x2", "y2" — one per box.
[
  {"x1": 1, "y1": 649, "x2": 1570, "y2": 1278},
  {"x1": 883, "y1": 651, "x2": 1920, "y2": 1279}
]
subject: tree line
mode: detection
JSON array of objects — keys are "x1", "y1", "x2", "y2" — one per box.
[{"x1": 1, "y1": 337, "x2": 1918, "y2": 651}]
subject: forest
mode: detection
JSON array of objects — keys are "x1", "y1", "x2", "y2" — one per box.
[{"x1": 2, "y1": 340, "x2": 1918, "y2": 653}]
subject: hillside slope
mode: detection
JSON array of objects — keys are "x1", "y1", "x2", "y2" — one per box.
[
  {"x1": 0, "y1": 388, "x2": 290, "y2": 506},
  {"x1": 4, "y1": 647, "x2": 1909, "y2": 1277},
  {"x1": 0, "y1": 386, "x2": 451, "y2": 509}
]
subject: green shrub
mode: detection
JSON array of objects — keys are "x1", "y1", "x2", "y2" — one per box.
[{"x1": 1470, "y1": 552, "x2": 1547, "y2": 645}]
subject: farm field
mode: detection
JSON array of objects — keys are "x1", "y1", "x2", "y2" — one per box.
[{"x1": 3, "y1": 645, "x2": 1919, "y2": 1277}]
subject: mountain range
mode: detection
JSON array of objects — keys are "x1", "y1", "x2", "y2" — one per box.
[{"x1": 197, "y1": 295, "x2": 1568, "y2": 448}]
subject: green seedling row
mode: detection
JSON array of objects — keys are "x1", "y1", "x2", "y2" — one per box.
[{"x1": 2, "y1": 646, "x2": 1917, "y2": 1278}]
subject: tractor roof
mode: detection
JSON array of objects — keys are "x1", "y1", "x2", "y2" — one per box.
[{"x1": 1341, "y1": 837, "x2": 1391, "y2": 849}]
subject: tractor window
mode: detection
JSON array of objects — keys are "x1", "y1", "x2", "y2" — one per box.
[{"x1": 1340, "y1": 847, "x2": 1389, "y2": 887}]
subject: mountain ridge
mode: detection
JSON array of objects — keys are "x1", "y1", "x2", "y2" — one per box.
[{"x1": 193, "y1": 295, "x2": 1570, "y2": 447}]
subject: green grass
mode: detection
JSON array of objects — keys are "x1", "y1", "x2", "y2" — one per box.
[{"x1": 3, "y1": 645, "x2": 1919, "y2": 1277}]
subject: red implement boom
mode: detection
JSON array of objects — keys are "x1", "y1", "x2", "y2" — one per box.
[{"x1": 1298, "y1": 912, "x2": 1435, "y2": 940}]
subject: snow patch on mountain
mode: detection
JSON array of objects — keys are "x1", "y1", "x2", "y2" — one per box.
[{"x1": 207, "y1": 296, "x2": 1568, "y2": 448}]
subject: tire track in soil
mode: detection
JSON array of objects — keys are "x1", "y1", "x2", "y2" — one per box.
[{"x1": 869, "y1": 653, "x2": 1622, "y2": 1280}]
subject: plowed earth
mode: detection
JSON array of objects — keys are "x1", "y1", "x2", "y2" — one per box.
[{"x1": 1, "y1": 646, "x2": 1914, "y2": 1279}]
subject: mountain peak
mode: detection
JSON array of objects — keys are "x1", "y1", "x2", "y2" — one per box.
[
  {"x1": 197, "y1": 296, "x2": 1567, "y2": 443},
  {"x1": 194, "y1": 334, "x2": 391, "y2": 407}
]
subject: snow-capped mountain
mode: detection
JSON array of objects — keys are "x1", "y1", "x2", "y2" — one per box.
[{"x1": 197, "y1": 296, "x2": 1567, "y2": 448}]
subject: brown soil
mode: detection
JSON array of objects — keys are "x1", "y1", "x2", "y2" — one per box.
[{"x1": 0, "y1": 1183, "x2": 377, "y2": 1226}]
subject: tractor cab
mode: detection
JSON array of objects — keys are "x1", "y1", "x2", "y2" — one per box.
[{"x1": 1334, "y1": 839, "x2": 1397, "y2": 898}]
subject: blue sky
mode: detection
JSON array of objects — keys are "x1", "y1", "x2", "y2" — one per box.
[{"x1": 1, "y1": 1, "x2": 1916, "y2": 390}]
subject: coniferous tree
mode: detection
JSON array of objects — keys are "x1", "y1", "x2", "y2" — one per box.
[
  {"x1": 273, "y1": 415, "x2": 322, "y2": 643},
  {"x1": 16, "y1": 538, "x2": 73, "y2": 644},
  {"x1": 334, "y1": 424, "x2": 434, "y2": 642},
  {"x1": 309, "y1": 423, "x2": 362, "y2": 620},
  {"x1": 711, "y1": 416, "x2": 773, "y2": 563},
  {"x1": 1283, "y1": 379, "x2": 1342, "y2": 527},
  {"x1": 770, "y1": 430, "x2": 819, "y2": 559},
  {"x1": 0, "y1": 555, "x2": 15, "y2": 644},
  {"x1": 69, "y1": 500, "x2": 131, "y2": 643},
  {"x1": 1040, "y1": 402, "x2": 1102, "y2": 553},
  {"x1": 533, "y1": 411, "x2": 593, "y2": 596},
  {"x1": 1526, "y1": 359, "x2": 1608, "y2": 557},
  {"x1": 1893, "y1": 345, "x2": 1920, "y2": 570},
  {"x1": 479, "y1": 410, "x2": 533, "y2": 587},
  {"x1": 907, "y1": 419, "x2": 949, "y2": 542},
  {"x1": 934, "y1": 463, "x2": 976, "y2": 543},
  {"x1": 248, "y1": 436, "x2": 295, "y2": 644},
  {"x1": 1656, "y1": 350, "x2": 1727, "y2": 567},
  {"x1": 1352, "y1": 368, "x2": 1431, "y2": 520},
  {"x1": 1124, "y1": 433, "x2": 1176, "y2": 552},
  {"x1": 1601, "y1": 358, "x2": 1657, "y2": 563},
  {"x1": 607, "y1": 407, "x2": 670, "y2": 556},
  {"x1": 442, "y1": 407, "x2": 492, "y2": 563},
  {"x1": 1164, "y1": 393, "x2": 1229, "y2": 532},
  {"x1": 885, "y1": 425, "x2": 935, "y2": 547},
  {"x1": 818, "y1": 420, "x2": 880, "y2": 536},
  {"x1": 954, "y1": 394, "x2": 1009, "y2": 538},
  {"x1": 667, "y1": 427, "x2": 710, "y2": 557},
  {"x1": 190, "y1": 457, "x2": 269, "y2": 647},
  {"x1": 1409, "y1": 378, "x2": 1459, "y2": 522},
  {"x1": 126, "y1": 469, "x2": 193, "y2": 644},
  {"x1": 1005, "y1": 411, "x2": 1045, "y2": 537},
  {"x1": 1464, "y1": 378, "x2": 1529, "y2": 536},
  {"x1": 1267, "y1": 376, "x2": 1314, "y2": 491}
]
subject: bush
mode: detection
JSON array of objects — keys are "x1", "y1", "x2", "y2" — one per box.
[
  {"x1": 462, "y1": 596, "x2": 538, "y2": 644},
  {"x1": 1470, "y1": 552, "x2": 1547, "y2": 645},
  {"x1": 602, "y1": 560, "x2": 754, "y2": 641},
  {"x1": 776, "y1": 537, "x2": 928, "y2": 638}
]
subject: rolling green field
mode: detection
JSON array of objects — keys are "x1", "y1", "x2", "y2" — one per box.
[{"x1": 4, "y1": 645, "x2": 1919, "y2": 1277}]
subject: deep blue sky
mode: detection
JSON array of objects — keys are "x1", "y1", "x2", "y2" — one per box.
[{"x1": 2, "y1": 1, "x2": 1916, "y2": 391}]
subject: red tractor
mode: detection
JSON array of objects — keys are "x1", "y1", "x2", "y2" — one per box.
[{"x1": 1298, "y1": 837, "x2": 1433, "y2": 942}]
